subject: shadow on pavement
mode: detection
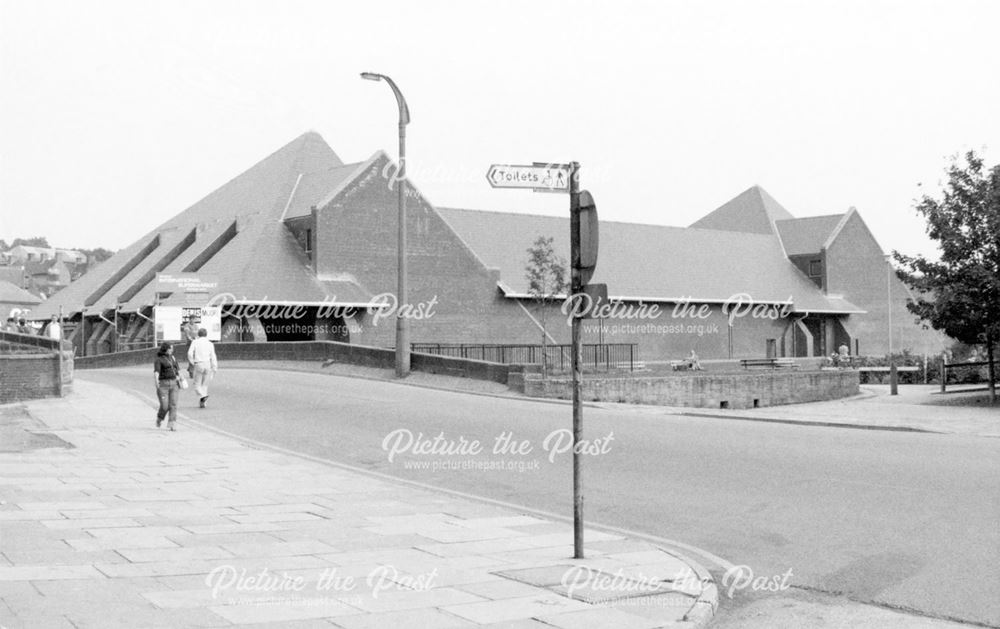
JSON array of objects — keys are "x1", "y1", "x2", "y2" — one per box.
[{"x1": 0, "y1": 404, "x2": 74, "y2": 453}]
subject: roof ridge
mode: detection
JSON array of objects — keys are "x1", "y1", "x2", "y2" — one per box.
[
  {"x1": 300, "y1": 160, "x2": 366, "y2": 177},
  {"x1": 776, "y1": 212, "x2": 847, "y2": 223},
  {"x1": 268, "y1": 133, "x2": 334, "y2": 218},
  {"x1": 313, "y1": 151, "x2": 386, "y2": 211},
  {"x1": 439, "y1": 206, "x2": 781, "y2": 236}
]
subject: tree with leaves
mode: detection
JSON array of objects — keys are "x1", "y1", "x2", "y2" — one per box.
[
  {"x1": 525, "y1": 235, "x2": 568, "y2": 375},
  {"x1": 894, "y1": 150, "x2": 999, "y2": 403},
  {"x1": 11, "y1": 237, "x2": 50, "y2": 248}
]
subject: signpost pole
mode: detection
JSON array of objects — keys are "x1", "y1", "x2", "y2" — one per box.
[
  {"x1": 485, "y1": 159, "x2": 590, "y2": 560},
  {"x1": 569, "y1": 161, "x2": 584, "y2": 560}
]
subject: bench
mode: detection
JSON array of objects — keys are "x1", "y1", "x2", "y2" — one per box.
[
  {"x1": 612, "y1": 361, "x2": 647, "y2": 371},
  {"x1": 740, "y1": 358, "x2": 796, "y2": 369}
]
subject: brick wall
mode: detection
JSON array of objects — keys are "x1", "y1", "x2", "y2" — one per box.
[
  {"x1": 825, "y1": 212, "x2": 946, "y2": 355},
  {"x1": 314, "y1": 156, "x2": 541, "y2": 349},
  {"x1": 568, "y1": 301, "x2": 800, "y2": 361},
  {"x1": 0, "y1": 351, "x2": 73, "y2": 402},
  {"x1": 309, "y1": 162, "x2": 834, "y2": 362},
  {"x1": 0, "y1": 330, "x2": 73, "y2": 402},
  {"x1": 523, "y1": 369, "x2": 859, "y2": 409}
]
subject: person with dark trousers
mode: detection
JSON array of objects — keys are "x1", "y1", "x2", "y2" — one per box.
[{"x1": 153, "y1": 342, "x2": 181, "y2": 431}]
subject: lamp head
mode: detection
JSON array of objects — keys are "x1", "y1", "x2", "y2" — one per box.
[{"x1": 360, "y1": 72, "x2": 410, "y2": 126}]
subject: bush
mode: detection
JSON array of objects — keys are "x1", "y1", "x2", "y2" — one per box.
[{"x1": 855, "y1": 351, "x2": 930, "y2": 385}]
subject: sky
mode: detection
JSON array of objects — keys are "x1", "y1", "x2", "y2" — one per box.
[{"x1": 1, "y1": 0, "x2": 997, "y2": 259}]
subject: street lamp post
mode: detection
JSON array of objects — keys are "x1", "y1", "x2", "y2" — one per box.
[
  {"x1": 886, "y1": 254, "x2": 898, "y2": 395},
  {"x1": 361, "y1": 72, "x2": 411, "y2": 377}
]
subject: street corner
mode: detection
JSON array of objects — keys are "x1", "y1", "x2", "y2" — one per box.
[{"x1": 491, "y1": 544, "x2": 719, "y2": 627}]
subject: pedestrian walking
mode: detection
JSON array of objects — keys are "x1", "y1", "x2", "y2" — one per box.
[
  {"x1": 187, "y1": 328, "x2": 218, "y2": 408},
  {"x1": 153, "y1": 342, "x2": 182, "y2": 430},
  {"x1": 182, "y1": 318, "x2": 198, "y2": 342}
]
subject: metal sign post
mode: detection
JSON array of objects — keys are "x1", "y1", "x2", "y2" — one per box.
[
  {"x1": 568, "y1": 162, "x2": 585, "y2": 559},
  {"x1": 486, "y1": 160, "x2": 597, "y2": 560}
]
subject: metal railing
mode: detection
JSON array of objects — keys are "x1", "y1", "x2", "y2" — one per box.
[{"x1": 411, "y1": 343, "x2": 638, "y2": 372}]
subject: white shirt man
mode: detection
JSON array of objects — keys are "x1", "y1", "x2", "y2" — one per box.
[
  {"x1": 47, "y1": 316, "x2": 61, "y2": 341},
  {"x1": 186, "y1": 328, "x2": 218, "y2": 407}
]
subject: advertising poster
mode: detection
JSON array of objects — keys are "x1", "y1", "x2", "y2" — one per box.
[
  {"x1": 153, "y1": 306, "x2": 183, "y2": 342},
  {"x1": 182, "y1": 306, "x2": 222, "y2": 341}
]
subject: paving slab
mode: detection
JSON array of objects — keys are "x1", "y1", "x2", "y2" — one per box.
[{"x1": 0, "y1": 379, "x2": 717, "y2": 628}]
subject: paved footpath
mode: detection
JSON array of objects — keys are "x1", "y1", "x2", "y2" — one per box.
[
  {"x1": 613, "y1": 385, "x2": 1000, "y2": 436},
  {"x1": 0, "y1": 381, "x2": 717, "y2": 629}
]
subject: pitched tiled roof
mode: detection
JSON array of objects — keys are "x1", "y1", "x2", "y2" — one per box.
[
  {"x1": 32, "y1": 132, "x2": 376, "y2": 317},
  {"x1": 437, "y1": 207, "x2": 861, "y2": 313},
  {"x1": 0, "y1": 280, "x2": 42, "y2": 305},
  {"x1": 689, "y1": 185, "x2": 794, "y2": 234},
  {"x1": 0, "y1": 266, "x2": 25, "y2": 285},
  {"x1": 282, "y1": 161, "x2": 368, "y2": 220},
  {"x1": 157, "y1": 131, "x2": 343, "y2": 231},
  {"x1": 775, "y1": 214, "x2": 846, "y2": 255}
]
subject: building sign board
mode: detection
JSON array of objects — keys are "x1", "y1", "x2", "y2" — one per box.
[{"x1": 155, "y1": 273, "x2": 220, "y2": 308}]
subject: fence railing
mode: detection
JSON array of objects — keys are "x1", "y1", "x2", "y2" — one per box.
[
  {"x1": 411, "y1": 343, "x2": 638, "y2": 372},
  {"x1": 941, "y1": 360, "x2": 998, "y2": 391}
]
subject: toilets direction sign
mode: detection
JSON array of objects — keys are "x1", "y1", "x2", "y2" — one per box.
[{"x1": 486, "y1": 163, "x2": 572, "y2": 193}]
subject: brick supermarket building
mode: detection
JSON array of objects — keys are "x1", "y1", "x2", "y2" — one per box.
[{"x1": 32, "y1": 132, "x2": 945, "y2": 360}]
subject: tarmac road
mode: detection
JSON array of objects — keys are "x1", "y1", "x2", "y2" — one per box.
[{"x1": 79, "y1": 367, "x2": 1000, "y2": 627}]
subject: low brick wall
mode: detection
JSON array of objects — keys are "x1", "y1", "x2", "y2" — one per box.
[
  {"x1": 0, "y1": 351, "x2": 73, "y2": 403},
  {"x1": 522, "y1": 369, "x2": 860, "y2": 409},
  {"x1": 0, "y1": 331, "x2": 73, "y2": 402},
  {"x1": 75, "y1": 341, "x2": 515, "y2": 385},
  {"x1": 410, "y1": 352, "x2": 512, "y2": 384}
]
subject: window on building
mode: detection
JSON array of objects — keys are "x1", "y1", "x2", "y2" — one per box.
[
  {"x1": 304, "y1": 229, "x2": 313, "y2": 260},
  {"x1": 808, "y1": 259, "x2": 822, "y2": 277}
]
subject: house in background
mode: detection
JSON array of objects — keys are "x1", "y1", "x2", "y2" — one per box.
[
  {"x1": 0, "y1": 266, "x2": 27, "y2": 289},
  {"x1": 0, "y1": 280, "x2": 43, "y2": 321},
  {"x1": 0, "y1": 247, "x2": 97, "y2": 302},
  {"x1": 29, "y1": 131, "x2": 945, "y2": 359},
  {"x1": 6, "y1": 246, "x2": 86, "y2": 266},
  {"x1": 22, "y1": 259, "x2": 74, "y2": 298}
]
